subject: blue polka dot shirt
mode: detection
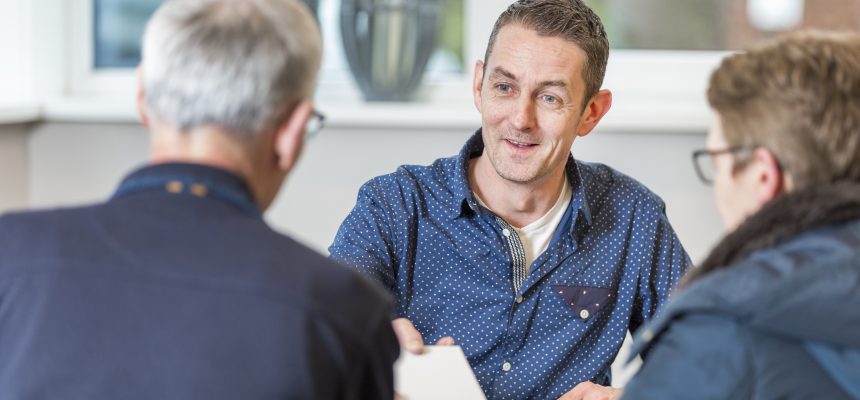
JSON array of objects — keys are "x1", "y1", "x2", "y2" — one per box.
[{"x1": 330, "y1": 130, "x2": 691, "y2": 399}]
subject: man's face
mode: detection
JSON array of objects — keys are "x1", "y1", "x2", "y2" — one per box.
[
  {"x1": 708, "y1": 117, "x2": 761, "y2": 231},
  {"x1": 473, "y1": 24, "x2": 598, "y2": 185}
]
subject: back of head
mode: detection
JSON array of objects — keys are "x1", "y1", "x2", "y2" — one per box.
[
  {"x1": 141, "y1": 0, "x2": 322, "y2": 139},
  {"x1": 485, "y1": 0, "x2": 609, "y2": 104},
  {"x1": 708, "y1": 31, "x2": 860, "y2": 190}
]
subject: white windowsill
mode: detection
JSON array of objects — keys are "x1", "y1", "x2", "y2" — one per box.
[
  {"x1": 10, "y1": 48, "x2": 720, "y2": 134},
  {"x1": 33, "y1": 94, "x2": 711, "y2": 133},
  {"x1": 0, "y1": 100, "x2": 40, "y2": 125}
]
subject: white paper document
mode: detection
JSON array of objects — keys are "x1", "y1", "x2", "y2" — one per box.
[{"x1": 394, "y1": 345, "x2": 486, "y2": 400}]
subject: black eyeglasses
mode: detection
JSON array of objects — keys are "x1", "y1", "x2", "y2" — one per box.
[
  {"x1": 691, "y1": 146, "x2": 751, "y2": 185},
  {"x1": 305, "y1": 109, "x2": 326, "y2": 139}
]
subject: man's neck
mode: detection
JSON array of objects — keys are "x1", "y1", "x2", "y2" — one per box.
[
  {"x1": 148, "y1": 124, "x2": 274, "y2": 209},
  {"x1": 468, "y1": 155, "x2": 567, "y2": 228},
  {"x1": 151, "y1": 125, "x2": 251, "y2": 172}
]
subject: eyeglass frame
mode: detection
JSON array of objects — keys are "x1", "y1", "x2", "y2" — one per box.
[
  {"x1": 305, "y1": 109, "x2": 326, "y2": 139},
  {"x1": 691, "y1": 146, "x2": 753, "y2": 185}
]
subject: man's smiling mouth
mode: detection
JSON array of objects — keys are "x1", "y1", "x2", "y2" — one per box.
[{"x1": 505, "y1": 139, "x2": 538, "y2": 148}]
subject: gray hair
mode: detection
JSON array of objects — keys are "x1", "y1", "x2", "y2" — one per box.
[{"x1": 141, "y1": 0, "x2": 322, "y2": 138}]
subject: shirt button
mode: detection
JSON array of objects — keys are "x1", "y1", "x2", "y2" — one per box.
[
  {"x1": 502, "y1": 362, "x2": 512, "y2": 372},
  {"x1": 502, "y1": 229, "x2": 511, "y2": 237},
  {"x1": 579, "y1": 309, "x2": 590, "y2": 319},
  {"x1": 165, "y1": 180, "x2": 184, "y2": 193},
  {"x1": 515, "y1": 296, "x2": 523, "y2": 304}
]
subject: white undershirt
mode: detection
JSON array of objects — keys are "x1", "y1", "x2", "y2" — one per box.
[{"x1": 476, "y1": 178, "x2": 573, "y2": 269}]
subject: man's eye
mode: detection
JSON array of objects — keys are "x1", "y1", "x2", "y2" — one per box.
[
  {"x1": 542, "y1": 95, "x2": 558, "y2": 104},
  {"x1": 496, "y1": 84, "x2": 512, "y2": 93}
]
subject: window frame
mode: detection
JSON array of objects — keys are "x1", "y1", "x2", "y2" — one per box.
[
  {"x1": 45, "y1": 0, "x2": 726, "y2": 131},
  {"x1": 0, "y1": 0, "x2": 36, "y2": 103}
]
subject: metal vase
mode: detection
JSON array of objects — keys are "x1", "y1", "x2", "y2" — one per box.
[{"x1": 340, "y1": 0, "x2": 442, "y2": 101}]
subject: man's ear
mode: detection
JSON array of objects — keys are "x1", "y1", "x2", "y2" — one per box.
[
  {"x1": 575, "y1": 89, "x2": 612, "y2": 137},
  {"x1": 135, "y1": 67, "x2": 150, "y2": 129},
  {"x1": 274, "y1": 99, "x2": 313, "y2": 173},
  {"x1": 472, "y1": 60, "x2": 485, "y2": 113},
  {"x1": 747, "y1": 147, "x2": 786, "y2": 206}
]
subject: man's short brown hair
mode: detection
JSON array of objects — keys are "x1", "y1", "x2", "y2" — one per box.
[
  {"x1": 484, "y1": 0, "x2": 609, "y2": 106},
  {"x1": 708, "y1": 30, "x2": 860, "y2": 189}
]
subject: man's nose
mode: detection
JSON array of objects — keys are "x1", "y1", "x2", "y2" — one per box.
[{"x1": 511, "y1": 96, "x2": 537, "y2": 132}]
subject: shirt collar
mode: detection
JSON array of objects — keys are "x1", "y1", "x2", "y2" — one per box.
[
  {"x1": 449, "y1": 130, "x2": 485, "y2": 219},
  {"x1": 450, "y1": 129, "x2": 593, "y2": 229}
]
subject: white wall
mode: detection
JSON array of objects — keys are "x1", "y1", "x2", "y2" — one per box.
[
  {"x1": 0, "y1": 125, "x2": 30, "y2": 212},
  {"x1": 28, "y1": 122, "x2": 149, "y2": 206},
  {"x1": 27, "y1": 122, "x2": 722, "y2": 262}
]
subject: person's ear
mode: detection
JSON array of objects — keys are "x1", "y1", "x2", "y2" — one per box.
[
  {"x1": 575, "y1": 89, "x2": 612, "y2": 137},
  {"x1": 135, "y1": 67, "x2": 150, "y2": 129},
  {"x1": 472, "y1": 60, "x2": 485, "y2": 113},
  {"x1": 274, "y1": 100, "x2": 313, "y2": 173},
  {"x1": 748, "y1": 147, "x2": 785, "y2": 206}
]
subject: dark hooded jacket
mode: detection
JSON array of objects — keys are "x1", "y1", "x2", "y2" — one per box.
[{"x1": 623, "y1": 183, "x2": 860, "y2": 399}]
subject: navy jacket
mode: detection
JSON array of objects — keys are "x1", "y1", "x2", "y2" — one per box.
[
  {"x1": 0, "y1": 163, "x2": 398, "y2": 400},
  {"x1": 623, "y1": 219, "x2": 860, "y2": 399}
]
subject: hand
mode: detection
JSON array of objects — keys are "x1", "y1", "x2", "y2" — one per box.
[
  {"x1": 558, "y1": 381, "x2": 623, "y2": 400},
  {"x1": 391, "y1": 318, "x2": 455, "y2": 354}
]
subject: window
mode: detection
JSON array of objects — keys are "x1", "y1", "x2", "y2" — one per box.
[
  {"x1": 61, "y1": 0, "x2": 860, "y2": 129},
  {"x1": 90, "y1": 0, "x2": 465, "y2": 78},
  {"x1": 586, "y1": 0, "x2": 860, "y2": 50},
  {"x1": 94, "y1": 0, "x2": 161, "y2": 68}
]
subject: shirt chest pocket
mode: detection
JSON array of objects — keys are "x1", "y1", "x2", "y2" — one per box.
[{"x1": 550, "y1": 285, "x2": 612, "y2": 321}]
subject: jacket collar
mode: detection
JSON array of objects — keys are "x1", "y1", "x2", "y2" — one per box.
[
  {"x1": 630, "y1": 183, "x2": 860, "y2": 362},
  {"x1": 112, "y1": 162, "x2": 260, "y2": 216}
]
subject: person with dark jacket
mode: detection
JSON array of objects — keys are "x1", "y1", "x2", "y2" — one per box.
[
  {"x1": 622, "y1": 31, "x2": 860, "y2": 399},
  {"x1": 0, "y1": 0, "x2": 398, "y2": 399}
]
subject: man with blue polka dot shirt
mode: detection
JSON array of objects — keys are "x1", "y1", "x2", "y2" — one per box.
[{"x1": 330, "y1": 1, "x2": 692, "y2": 399}]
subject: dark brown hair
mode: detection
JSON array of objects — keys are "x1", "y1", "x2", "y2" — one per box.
[{"x1": 483, "y1": 0, "x2": 609, "y2": 106}]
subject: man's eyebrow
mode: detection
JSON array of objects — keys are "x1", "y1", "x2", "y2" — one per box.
[
  {"x1": 539, "y1": 80, "x2": 567, "y2": 89},
  {"x1": 489, "y1": 67, "x2": 570, "y2": 94},
  {"x1": 490, "y1": 67, "x2": 517, "y2": 81},
  {"x1": 491, "y1": 68, "x2": 567, "y2": 87}
]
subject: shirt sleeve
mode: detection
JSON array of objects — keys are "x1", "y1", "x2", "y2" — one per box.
[
  {"x1": 631, "y1": 200, "x2": 692, "y2": 334},
  {"x1": 621, "y1": 313, "x2": 750, "y2": 399},
  {"x1": 329, "y1": 179, "x2": 400, "y2": 292}
]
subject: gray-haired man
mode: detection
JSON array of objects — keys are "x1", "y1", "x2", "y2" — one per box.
[{"x1": 0, "y1": 0, "x2": 398, "y2": 398}]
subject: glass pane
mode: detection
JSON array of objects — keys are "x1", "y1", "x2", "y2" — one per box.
[
  {"x1": 585, "y1": 0, "x2": 860, "y2": 50},
  {"x1": 94, "y1": 0, "x2": 162, "y2": 68},
  {"x1": 93, "y1": 0, "x2": 465, "y2": 75},
  {"x1": 429, "y1": 0, "x2": 466, "y2": 75}
]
